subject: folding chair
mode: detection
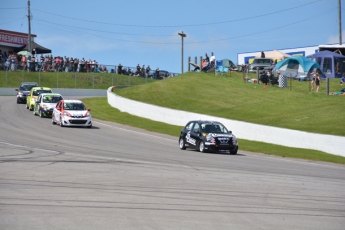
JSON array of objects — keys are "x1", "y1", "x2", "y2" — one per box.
[{"x1": 215, "y1": 60, "x2": 223, "y2": 75}]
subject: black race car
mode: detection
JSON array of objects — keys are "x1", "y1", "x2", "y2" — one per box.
[
  {"x1": 179, "y1": 120, "x2": 238, "y2": 154},
  {"x1": 15, "y1": 82, "x2": 38, "y2": 104}
]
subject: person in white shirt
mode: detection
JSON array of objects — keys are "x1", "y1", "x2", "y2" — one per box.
[{"x1": 210, "y1": 52, "x2": 216, "y2": 68}]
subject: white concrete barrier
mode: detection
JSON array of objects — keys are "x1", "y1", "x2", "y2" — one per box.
[{"x1": 107, "y1": 87, "x2": 344, "y2": 157}]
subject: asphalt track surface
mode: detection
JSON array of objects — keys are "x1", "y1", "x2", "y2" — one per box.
[{"x1": 0, "y1": 96, "x2": 344, "y2": 230}]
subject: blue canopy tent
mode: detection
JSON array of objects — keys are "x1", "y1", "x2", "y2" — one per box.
[
  {"x1": 306, "y1": 50, "x2": 345, "y2": 78},
  {"x1": 274, "y1": 56, "x2": 322, "y2": 79}
]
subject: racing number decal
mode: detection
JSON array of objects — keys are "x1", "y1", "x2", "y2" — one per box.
[{"x1": 186, "y1": 131, "x2": 196, "y2": 146}]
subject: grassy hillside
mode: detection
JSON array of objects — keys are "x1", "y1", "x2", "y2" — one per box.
[
  {"x1": 0, "y1": 70, "x2": 154, "y2": 88},
  {"x1": 114, "y1": 72, "x2": 344, "y2": 136}
]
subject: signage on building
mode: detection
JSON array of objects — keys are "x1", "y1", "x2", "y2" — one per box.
[
  {"x1": 0, "y1": 32, "x2": 28, "y2": 47},
  {"x1": 0, "y1": 30, "x2": 36, "y2": 48}
]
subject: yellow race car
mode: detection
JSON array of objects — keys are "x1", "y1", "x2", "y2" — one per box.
[{"x1": 26, "y1": 87, "x2": 53, "y2": 111}]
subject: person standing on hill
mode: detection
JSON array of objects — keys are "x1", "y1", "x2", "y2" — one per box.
[
  {"x1": 210, "y1": 52, "x2": 216, "y2": 68},
  {"x1": 315, "y1": 72, "x2": 321, "y2": 92},
  {"x1": 310, "y1": 68, "x2": 317, "y2": 90},
  {"x1": 205, "y1": 53, "x2": 210, "y2": 63},
  {"x1": 261, "y1": 51, "x2": 265, "y2": 58}
]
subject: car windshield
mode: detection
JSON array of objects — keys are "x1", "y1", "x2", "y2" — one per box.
[
  {"x1": 252, "y1": 59, "x2": 271, "y2": 64},
  {"x1": 43, "y1": 96, "x2": 63, "y2": 103},
  {"x1": 19, "y1": 84, "x2": 37, "y2": 91},
  {"x1": 64, "y1": 103, "x2": 86, "y2": 111},
  {"x1": 201, "y1": 123, "x2": 228, "y2": 134},
  {"x1": 33, "y1": 90, "x2": 52, "y2": 96}
]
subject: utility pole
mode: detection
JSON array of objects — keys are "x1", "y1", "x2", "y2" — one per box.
[
  {"x1": 339, "y1": 0, "x2": 342, "y2": 45},
  {"x1": 27, "y1": 0, "x2": 32, "y2": 54},
  {"x1": 178, "y1": 31, "x2": 186, "y2": 74}
]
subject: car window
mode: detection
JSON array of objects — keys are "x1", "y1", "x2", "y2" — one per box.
[
  {"x1": 51, "y1": 96, "x2": 63, "y2": 103},
  {"x1": 64, "y1": 103, "x2": 86, "y2": 110},
  {"x1": 186, "y1": 122, "x2": 194, "y2": 131},
  {"x1": 201, "y1": 124, "x2": 212, "y2": 133},
  {"x1": 20, "y1": 84, "x2": 37, "y2": 91},
  {"x1": 193, "y1": 123, "x2": 200, "y2": 133},
  {"x1": 33, "y1": 89, "x2": 52, "y2": 96},
  {"x1": 43, "y1": 96, "x2": 53, "y2": 103}
]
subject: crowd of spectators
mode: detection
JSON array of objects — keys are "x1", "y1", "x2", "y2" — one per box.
[{"x1": 0, "y1": 50, "x2": 178, "y2": 79}]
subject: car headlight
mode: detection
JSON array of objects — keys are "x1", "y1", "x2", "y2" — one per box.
[
  {"x1": 232, "y1": 135, "x2": 238, "y2": 145},
  {"x1": 84, "y1": 112, "x2": 91, "y2": 117},
  {"x1": 42, "y1": 104, "x2": 48, "y2": 110},
  {"x1": 63, "y1": 112, "x2": 72, "y2": 117},
  {"x1": 206, "y1": 134, "x2": 215, "y2": 142},
  {"x1": 18, "y1": 92, "x2": 23, "y2": 96}
]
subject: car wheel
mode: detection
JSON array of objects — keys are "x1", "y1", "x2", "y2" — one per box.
[
  {"x1": 39, "y1": 109, "x2": 43, "y2": 118},
  {"x1": 33, "y1": 109, "x2": 36, "y2": 115},
  {"x1": 179, "y1": 138, "x2": 186, "y2": 150},
  {"x1": 17, "y1": 100, "x2": 20, "y2": 104},
  {"x1": 26, "y1": 103, "x2": 29, "y2": 109},
  {"x1": 198, "y1": 141, "x2": 206, "y2": 153},
  {"x1": 59, "y1": 116, "x2": 64, "y2": 127},
  {"x1": 29, "y1": 105, "x2": 33, "y2": 111},
  {"x1": 230, "y1": 146, "x2": 238, "y2": 155},
  {"x1": 52, "y1": 116, "x2": 56, "y2": 125}
]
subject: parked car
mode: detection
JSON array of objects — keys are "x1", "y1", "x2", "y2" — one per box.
[
  {"x1": 52, "y1": 100, "x2": 92, "y2": 128},
  {"x1": 15, "y1": 82, "x2": 38, "y2": 104},
  {"x1": 33, "y1": 93, "x2": 63, "y2": 118},
  {"x1": 26, "y1": 87, "x2": 53, "y2": 111},
  {"x1": 248, "y1": 58, "x2": 275, "y2": 72},
  {"x1": 179, "y1": 120, "x2": 238, "y2": 154}
]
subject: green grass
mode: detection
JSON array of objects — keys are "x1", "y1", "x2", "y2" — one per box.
[
  {"x1": 0, "y1": 70, "x2": 155, "y2": 88},
  {"x1": 115, "y1": 72, "x2": 345, "y2": 136}
]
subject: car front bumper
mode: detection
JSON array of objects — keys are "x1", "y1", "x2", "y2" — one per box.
[
  {"x1": 17, "y1": 95, "x2": 27, "y2": 103},
  {"x1": 204, "y1": 141, "x2": 238, "y2": 152},
  {"x1": 61, "y1": 116, "x2": 92, "y2": 127}
]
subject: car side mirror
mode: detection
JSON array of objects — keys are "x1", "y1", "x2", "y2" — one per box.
[
  {"x1": 228, "y1": 131, "x2": 232, "y2": 134},
  {"x1": 87, "y1": 108, "x2": 91, "y2": 111},
  {"x1": 15, "y1": 89, "x2": 18, "y2": 91}
]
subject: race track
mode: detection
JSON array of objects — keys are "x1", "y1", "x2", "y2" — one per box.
[{"x1": 0, "y1": 96, "x2": 344, "y2": 230}]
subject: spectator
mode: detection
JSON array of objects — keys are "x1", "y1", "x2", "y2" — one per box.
[
  {"x1": 103, "y1": 65, "x2": 108, "y2": 73},
  {"x1": 259, "y1": 71, "x2": 269, "y2": 85},
  {"x1": 80, "y1": 58, "x2": 85, "y2": 72},
  {"x1": 201, "y1": 59, "x2": 210, "y2": 72},
  {"x1": 340, "y1": 73, "x2": 345, "y2": 85},
  {"x1": 73, "y1": 58, "x2": 79, "y2": 72},
  {"x1": 155, "y1": 67, "x2": 159, "y2": 79},
  {"x1": 118, "y1": 63, "x2": 123, "y2": 74},
  {"x1": 210, "y1": 52, "x2": 216, "y2": 68},
  {"x1": 310, "y1": 68, "x2": 317, "y2": 90},
  {"x1": 85, "y1": 59, "x2": 89, "y2": 72},
  {"x1": 21, "y1": 55, "x2": 27, "y2": 68},
  {"x1": 136, "y1": 64, "x2": 141, "y2": 76},
  {"x1": 146, "y1": 65, "x2": 151, "y2": 78},
  {"x1": 315, "y1": 72, "x2": 321, "y2": 92},
  {"x1": 261, "y1": 51, "x2": 265, "y2": 58},
  {"x1": 205, "y1": 53, "x2": 210, "y2": 63}
]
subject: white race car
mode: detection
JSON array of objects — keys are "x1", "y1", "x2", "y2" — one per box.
[{"x1": 52, "y1": 99, "x2": 92, "y2": 128}]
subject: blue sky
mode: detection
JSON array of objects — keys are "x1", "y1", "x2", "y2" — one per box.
[{"x1": 1, "y1": 0, "x2": 344, "y2": 73}]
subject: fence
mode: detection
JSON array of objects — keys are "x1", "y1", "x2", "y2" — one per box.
[{"x1": 0, "y1": 61, "x2": 180, "y2": 89}]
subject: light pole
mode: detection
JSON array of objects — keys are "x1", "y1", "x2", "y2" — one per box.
[
  {"x1": 178, "y1": 31, "x2": 186, "y2": 74},
  {"x1": 27, "y1": 0, "x2": 32, "y2": 54},
  {"x1": 338, "y1": 0, "x2": 342, "y2": 45}
]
